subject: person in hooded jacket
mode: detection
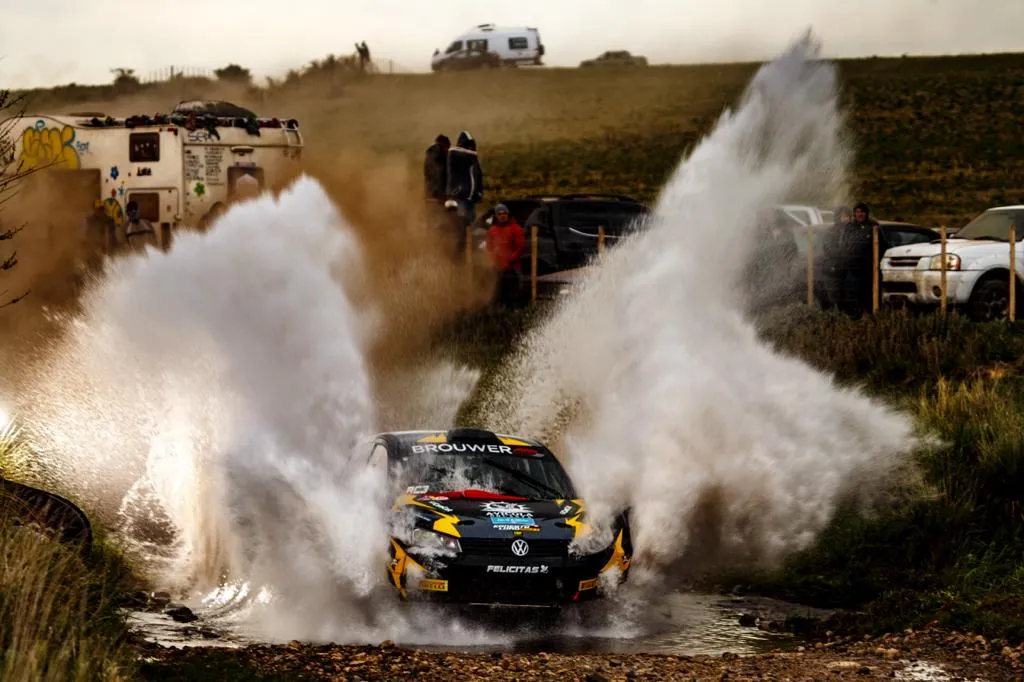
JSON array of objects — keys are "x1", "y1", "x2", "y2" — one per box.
[
  {"x1": 824, "y1": 201, "x2": 877, "y2": 317},
  {"x1": 820, "y1": 205, "x2": 853, "y2": 310},
  {"x1": 486, "y1": 203, "x2": 527, "y2": 307},
  {"x1": 446, "y1": 130, "x2": 484, "y2": 229},
  {"x1": 423, "y1": 134, "x2": 450, "y2": 203}
]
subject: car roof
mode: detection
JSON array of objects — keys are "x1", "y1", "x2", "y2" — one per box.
[
  {"x1": 878, "y1": 221, "x2": 926, "y2": 229},
  {"x1": 495, "y1": 193, "x2": 645, "y2": 205},
  {"x1": 375, "y1": 428, "x2": 547, "y2": 450}
]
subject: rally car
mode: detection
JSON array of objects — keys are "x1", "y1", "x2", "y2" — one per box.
[{"x1": 362, "y1": 428, "x2": 632, "y2": 607}]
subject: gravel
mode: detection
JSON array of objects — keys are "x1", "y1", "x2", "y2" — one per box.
[{"x1": 137, "y1": 625, "x2": 1024, "y2": 681}]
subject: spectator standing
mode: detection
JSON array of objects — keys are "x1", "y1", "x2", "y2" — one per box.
[
  {"x1": 445, "y1": 130, "x2": 484, "y2": 255},
  {"x1": 486, "y1": 204, "x2": 527, "y2": 307},
  {"x1": 423, "y1": 134, "x2": 450, "y2": 204},
  {"x1": 822, "y1": 202, "x2": 877, "y2": 317},
  {"x1": 122, "y1": 200, "x2": 158, "y2": 253}
]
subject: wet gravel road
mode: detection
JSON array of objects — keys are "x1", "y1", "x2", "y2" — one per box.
[{"x1": 136, "y1": 626, "x2": 1023, "y2": 681}]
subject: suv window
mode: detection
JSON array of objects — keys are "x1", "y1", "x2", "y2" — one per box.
[
  {"x1": 509, "y1": 37, "x2": 529, "y2": 50},
  {"x1": 560, "y1": 202, "x2": 647, "y2": 236},
  {"x1": 887, "y1": 228, "x2": 934, "y2": 247}
]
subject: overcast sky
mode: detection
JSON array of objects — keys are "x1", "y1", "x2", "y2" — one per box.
[{"x1": 2, "y1": 0, "x2": 1022, "y2": 88}]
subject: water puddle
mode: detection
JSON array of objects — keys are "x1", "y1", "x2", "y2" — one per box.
[{"x1": 127, "y1": 591, "x2": 807, "y2": 656}]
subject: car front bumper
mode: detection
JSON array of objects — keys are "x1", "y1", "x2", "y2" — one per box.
[
  {"x1": 880, "y1": 267, "x2": 982, "y2": 306},
  {"x1": 388, "y1": 534, "x2": 631, "y2": 606}
]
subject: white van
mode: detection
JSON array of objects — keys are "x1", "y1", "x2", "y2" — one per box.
[{"x1": 431, "y1": 24, "x2": 545, "y2": 70}]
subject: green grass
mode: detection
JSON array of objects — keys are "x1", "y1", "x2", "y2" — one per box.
[
  {"x1": 710, "y1": 308, "x2": 1024, "y2": 642},
  {"x1": 19, "y1": 51, "x2": 1024, "y2": 228},
  {"x1": 0, "y1": 424, "x2": 138, "y2": 681},
  {"x1": 434, "y1": 303, "x2": 1024, "y2": 642}
]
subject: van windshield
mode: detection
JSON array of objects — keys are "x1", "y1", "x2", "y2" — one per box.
[{"x1": 445, "y1": 41, "x2": 463, "y2": 54}]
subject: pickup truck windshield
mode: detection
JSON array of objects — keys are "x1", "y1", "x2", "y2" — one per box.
[{"x1": 955, "y1": 211, "x2": 1024, "y2": 242}]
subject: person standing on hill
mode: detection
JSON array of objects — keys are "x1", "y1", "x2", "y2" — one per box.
[
  {"x1": 486, "y1": 204, "x2": 526, "y2": 307},
  {"x1": 847, "y1": 201, "x2": 880, "y2": 316},
  {"x1": 821, "y1": 205, "x2": 853, "y2": 310},
  {"x1": 423, "y1": 134, "x2": 450, "y2": 204},
  {"x1": 445, "y1": 130, "x2": 484, "y2": 254},
  {"x1": 825, "y1": 201, "x2": 877, "y2": 317}
]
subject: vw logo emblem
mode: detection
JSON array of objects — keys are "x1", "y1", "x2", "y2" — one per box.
[{"x1": 511, "y1": 539, "x2": 530, "y2": 557}]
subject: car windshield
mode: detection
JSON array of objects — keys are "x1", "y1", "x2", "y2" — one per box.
[
  {"x1": 955, "y1": 211, "x2": 1024, "y2": 241},
  {"x1": 394, "y1": 452, "x2": 576, "y2": 500}
]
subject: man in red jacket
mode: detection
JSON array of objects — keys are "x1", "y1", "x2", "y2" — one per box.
[{"x1": 486, "y1": 204, "x2": 526, "y2": 307}]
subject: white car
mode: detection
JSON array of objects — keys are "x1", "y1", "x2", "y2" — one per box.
[
  {"x1": 431, "y1": 24, "x2": 545, "y2": 70},
  {"x1": 880, "y1": 205, "x2": 1024, "y2": 321}
]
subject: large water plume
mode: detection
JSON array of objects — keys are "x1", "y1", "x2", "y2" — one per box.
[
  {"x1": 478, "y1": 34, "x2": 920, "y2": 590},
  {"x1": 14, "y1": 175, "x2": 489, "y2": 643}
]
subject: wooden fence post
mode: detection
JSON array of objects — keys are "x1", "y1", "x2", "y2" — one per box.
[
  {"x1": 531, "y1": 225, "x2": 538, "y2": 304},
  {"x1": 1011, "y1": 225, "x2": 1017, "y2": 322},
  {"x1": 806, "y1": 223, "x2": 814, "y2": 306},
  {"x1": 939, "y1": 226, "x2": 947, "y2": 315},
  {"x1": 872, "y1": 224, "x2": 879, "y2": 313}
]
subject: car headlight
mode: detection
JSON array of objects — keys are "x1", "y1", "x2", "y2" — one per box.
[
  {"x1": 408, "y1": 528, "x2": 461, "y2": 555},
  {"x1": 929, "y1": 254, "x2": 960, "y2": 271}
]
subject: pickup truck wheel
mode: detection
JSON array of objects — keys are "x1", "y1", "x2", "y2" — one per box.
[{"x1": 967, "y1": 279, "x2": 1010, "y2": 322}]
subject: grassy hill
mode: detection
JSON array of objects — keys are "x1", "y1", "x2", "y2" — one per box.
[{"x1": 14, "y1": 51, "x2": 1024, "y2": 227}]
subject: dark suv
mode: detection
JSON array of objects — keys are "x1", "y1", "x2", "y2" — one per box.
[{"x1": 476, "y1": 194, "x2": 649, "y2": 275}]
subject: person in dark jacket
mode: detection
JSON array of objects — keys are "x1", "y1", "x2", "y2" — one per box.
[
  {"x1": 446, "y1": 130, "x2": 484, "y2": 228},
  {"x1": 423, "y1": 134, "x2": 450, "y2": 203},
  {"x1": 820, "y1": 205, "x2": 853, "y2": 310},
  {"x1": 825, "y1": 201, "x2": 877, "y2": 317}
]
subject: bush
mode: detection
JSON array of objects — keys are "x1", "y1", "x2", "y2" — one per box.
[
  {"x1": 0, "y1": 426, "x2": 136, "y2": 681},
  {"x1": 740, "y1": 307, "x2": 1024, "y2": 641}
]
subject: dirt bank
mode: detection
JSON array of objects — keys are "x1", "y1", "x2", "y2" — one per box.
[{"x1": 136, "y1": 626, "x2": 1022, "y2": 681}]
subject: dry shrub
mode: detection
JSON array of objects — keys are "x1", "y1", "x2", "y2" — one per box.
[
  {"x1": 0, "y1": 428, "x2": 134, "y2": 682},
  {"x1": 0, "y1": 515, "x2": 132, "y2": 681}
]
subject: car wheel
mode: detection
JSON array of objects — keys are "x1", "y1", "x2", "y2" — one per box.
[{"x1": 967, "y1": 278, "x2": 1010, "y2": 321}]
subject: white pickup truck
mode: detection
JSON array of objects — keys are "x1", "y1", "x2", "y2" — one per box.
[{"x1": 880, "y1": 205, "x2": 1024, "y2": 321}]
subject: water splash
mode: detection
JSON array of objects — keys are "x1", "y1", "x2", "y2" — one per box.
[
  {"x1": 15, "y1": 175, "x2": 489, "y2": 643},
  {"x1": 477, "y1": 34, "x2": 919, "y2": 594}
]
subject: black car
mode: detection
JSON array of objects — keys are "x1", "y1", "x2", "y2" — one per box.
[
  {"x1": 364, "y1": 428, "x2": 633, "y2": 607},
  {"x1": 521, "y1": 194, "x2": 650, "y2": 275}
]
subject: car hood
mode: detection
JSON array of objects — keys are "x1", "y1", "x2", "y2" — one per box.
[
  {"x1": 395, "y1": 492, "x2": 586, "y2": 541},
  {"x1": 885, "y1": 239, "x2": 1005, "y2": 259}
]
